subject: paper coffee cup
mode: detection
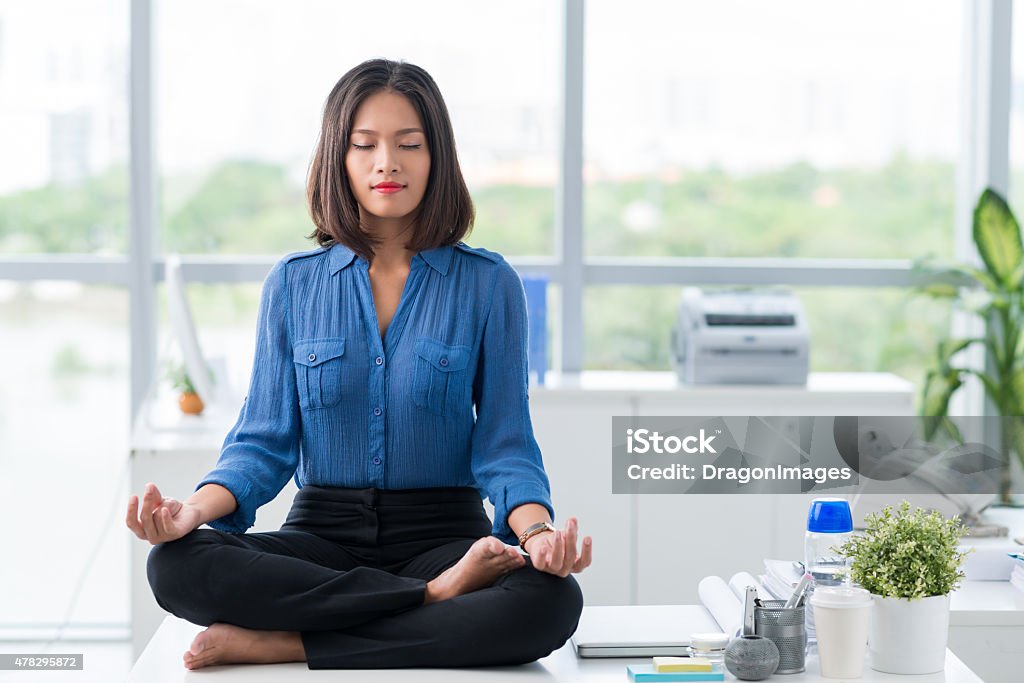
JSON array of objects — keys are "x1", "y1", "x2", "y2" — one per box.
[{"x1": 810, "y1": 586, "x2": 872, "y2": 678}]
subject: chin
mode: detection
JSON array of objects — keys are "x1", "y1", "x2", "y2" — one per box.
[{"x1": 366, "y1": 208, "x2": 418, "y2": 221}]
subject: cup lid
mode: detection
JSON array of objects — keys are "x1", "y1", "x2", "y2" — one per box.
[
  {"x1": 806, "y1": 497, "x2": 853, "y2": 533},
  {"x1": 690, "y1": 632, "x2": 730, "y2": 649},
  {"x1": 810, "y1": 585, "x2": 872, "y2": 608}
]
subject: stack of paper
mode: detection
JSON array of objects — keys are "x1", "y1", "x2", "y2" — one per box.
[
  {"x1": 759, "y1": 559, "x2": 803, "y2": 600},
  {"x1": 1011, "y1": 554, "x2": 1024, "y2": 593},
  {"x1": 757, "y1": 559, "x2": 816, "y2": 642},
  {"x1": 960, "y1": 543, "x2": 1020, "y2": 580},
  {"x1": 627, "y1": 656, "x2": 726, "y2": 682}
]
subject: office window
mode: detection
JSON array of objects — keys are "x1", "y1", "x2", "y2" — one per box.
[
  {"x1": 1011, "y1": 4, "x2": 1024, "y2": 214},
  {"x1": 156, "y1": 0, "x2": 559, "y2": 258},
  {"x1": 584, "y1": 285, "x2": 948, "y2": 405},
  {"x1": 583, "y1": 0, "x2": 960, "y2": 260},
  {"x1": 0, "y1": 0, "x2": 129, "y2": 255},
  {"x1": 0, "y1": 283, "x2": 129, "y2": 626}
]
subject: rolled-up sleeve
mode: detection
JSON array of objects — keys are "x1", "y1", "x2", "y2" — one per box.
[
  {"x1": 195, "y1": 259, "x2": 300, "y2": 533},
  {"x1": 470, "y1": 260, "x2": 554, "y2": 544}
]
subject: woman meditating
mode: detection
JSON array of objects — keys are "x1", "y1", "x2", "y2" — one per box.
[{"x1": 125, "y1": 58, "x2": 591, "y2": 670}]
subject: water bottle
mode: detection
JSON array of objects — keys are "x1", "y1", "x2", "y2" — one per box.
[{"x1": 804, "y1": 498, "x2": 853, "y2": 587}]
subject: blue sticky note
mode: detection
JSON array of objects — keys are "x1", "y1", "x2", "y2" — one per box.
[{"x1": 626, "y1": 665, "x2": 726, "y2": 682}]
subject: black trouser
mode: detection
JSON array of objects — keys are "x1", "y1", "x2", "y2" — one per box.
[{"x1": 146, "y1": 486, "x2": 584, "y2": 669}]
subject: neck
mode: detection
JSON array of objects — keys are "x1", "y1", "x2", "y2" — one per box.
[
  {"x1": 361, "y1": 212, "x2": 416, "y2": 270},
  {"x1": 370, "y1": 243, "x2": 413, "y2": 271}
]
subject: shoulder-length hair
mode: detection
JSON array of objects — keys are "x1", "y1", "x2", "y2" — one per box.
[{"x1": 306, "y1": 58, "x2": 474, "y2": 259}]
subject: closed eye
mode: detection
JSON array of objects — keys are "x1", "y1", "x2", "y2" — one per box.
[{"x1": 351, "y1": 144, "x2": 422, "y2": 150}]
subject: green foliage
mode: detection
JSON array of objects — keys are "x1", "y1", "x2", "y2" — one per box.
[
  {"x1": 163, "y1": 359, "x2": 214, "y2": 395},
  {"x1": 470, "y1": 184, "x2": 554, "y2": 255},
  {"x1": 0, "y1": 166, "x2": 128, "y2": 253},
  {"x1": 0, "y1": 156, "x2": 956, "y2": 396},
  {"x1": 585, "y1": 156, "x2": 953, "y2": 260},
  {"x1": 51, "y1": 344, "x2": 92, "y2": 377},
  {"x1": 162, "y1": 160, "x2": 313, "y2": 254},
  {"x1": 974, "y1": 189, "x2": 1023, "y2": 287},
  {"x1": 917, "y1": 189, "x2": 1024, "y2": 497},
  {"x1": 836, "y1": 501, "x2": 968, "y2": 599}
]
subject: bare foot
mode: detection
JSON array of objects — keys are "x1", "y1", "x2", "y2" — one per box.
[
  {"x1": 425, "y1": 537, "x2": 525, "y2": 604},
  {"x1": 182, "y1": 623, "x2": 305, "y2": 670}
]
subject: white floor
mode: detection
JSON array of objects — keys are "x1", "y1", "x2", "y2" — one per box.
[{"x1": 0, "y1": 640, "x2": 132, "y2": 683}]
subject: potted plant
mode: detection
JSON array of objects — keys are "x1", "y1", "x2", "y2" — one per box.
[
  {"x1": 164, "y1": 360, "x2": 212, "y2": 415},
  {"x1": 836, "y1": 501, "x2": 969, "y2": 674},
  {"x1": 917, "y1": 187, "x2": 1024, "y2": 502}
]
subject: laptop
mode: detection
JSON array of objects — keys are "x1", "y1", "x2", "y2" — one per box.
[{"x1": 571, "y1": 605, "x2": 722, "y2": 658}]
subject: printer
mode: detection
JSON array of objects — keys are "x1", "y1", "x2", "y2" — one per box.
[{"x1": 671, "y1": 287, "x2": 809, "y2": 385}]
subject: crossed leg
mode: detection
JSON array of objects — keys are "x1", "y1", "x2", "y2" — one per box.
[
  {"x1": 180, "y1": 536, "x2": 527, "y2": 669},
  {"x1": 147, "y1": 529, "x2": 560, "y2": 670}
]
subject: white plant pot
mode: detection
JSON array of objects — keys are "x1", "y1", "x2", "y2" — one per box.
[{"x1": 869, "y1": 593, "x2": 950, "y2": 674}]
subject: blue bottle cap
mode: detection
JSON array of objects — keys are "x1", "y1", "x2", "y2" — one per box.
[{"x1": 807, "y1": 498, "x2": 853, "y2": 533}]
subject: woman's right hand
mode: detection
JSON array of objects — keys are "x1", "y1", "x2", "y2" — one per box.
[{"x1": 126, "y1": 483, "x2": 201, "y2": 545}]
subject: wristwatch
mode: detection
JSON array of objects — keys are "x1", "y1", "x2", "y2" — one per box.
[{"x1": 518, "y1": 522, "x2": 556, "y2": 552}]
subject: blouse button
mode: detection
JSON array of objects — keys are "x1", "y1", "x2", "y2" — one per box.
[
  {"x1": 373, "y1": 407, "x2": 382, "y2": 416},
  {"x1": 307, "y1": 353, "x2": 316, "y2": 362},
  {"x1": 373, "y1": 457, "x2": 381, "y2": 465},
  {"x1": 440, "y1": 357, "x2": 449, "y2": 367},
  {"x1": 375, "y1": 356, "x2": 383, "y2": 366}
]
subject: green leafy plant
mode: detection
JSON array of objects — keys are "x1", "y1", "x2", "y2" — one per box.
[
  {"x1": 916, "y1": 187, "x2": 1024, "y2": 501},
  {"x1": 836, "y1": 501, "x2": 968, "y2": 599},
  {"x1": 163, "y1": 359, "x2": 214, "y2": 395}
]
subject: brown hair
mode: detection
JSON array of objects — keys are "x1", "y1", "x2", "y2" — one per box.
[{"x1": 306, "y1": 58, "x2": 475, "y2": 259}]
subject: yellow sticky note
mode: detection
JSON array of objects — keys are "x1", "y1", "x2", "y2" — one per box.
[{"x1": 653, "y1": 656, "x2": 713, "y2": 672}]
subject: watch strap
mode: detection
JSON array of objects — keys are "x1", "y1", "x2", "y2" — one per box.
[{"x1": 518, "y1": 522, "x2": 556, "y2": 552}]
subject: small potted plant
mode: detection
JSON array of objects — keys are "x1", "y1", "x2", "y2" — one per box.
[
  {"x1": 836, "y1": 501, "x2": 969, "y2": 674},
  {"x1": 164, "y1": 360, "x2": 212, "y2": 415}
]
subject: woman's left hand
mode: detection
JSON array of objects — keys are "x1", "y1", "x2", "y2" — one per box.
[{"x1": 525, "y1": 517, "x2": 592, "y2": 577}]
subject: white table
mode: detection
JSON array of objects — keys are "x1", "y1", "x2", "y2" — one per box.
[
  {"x1": 129, "y1": 615, "x2": 984, "y2": 683},
  {"x1": 947, "y1": 506, "x2": 1024, "y2": 683}
]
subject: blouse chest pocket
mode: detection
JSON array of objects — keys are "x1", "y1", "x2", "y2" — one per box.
[
  {"x1": 413, "y1": 338, "x2": 471, "y2": 417},
  {"x1": 293, "y1": 338, "x2": 346, "y2": 410}
]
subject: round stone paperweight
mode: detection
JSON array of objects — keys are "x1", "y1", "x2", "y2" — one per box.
[{"x1": 725, "y1": 634, "x2": 780, "y2": 681}]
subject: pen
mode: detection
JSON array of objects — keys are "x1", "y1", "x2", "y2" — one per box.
[{"x1": 784, "y1": 572, "x2": 814, "y2": 609}]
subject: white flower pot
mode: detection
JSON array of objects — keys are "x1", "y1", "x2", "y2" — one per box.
[{"x1": 869, "y1": 593, "x2": 950, "y2": 674}]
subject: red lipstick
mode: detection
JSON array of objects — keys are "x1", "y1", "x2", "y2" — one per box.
[{"x1": 374, "y1": 182, "x2": 404, "y2": 194}]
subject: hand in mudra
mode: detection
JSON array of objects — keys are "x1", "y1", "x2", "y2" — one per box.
[
  {"x1": 524, "y1": 517, "x2": 592, "y2": 577},
  {"x1": 126, "y1": 482, "x2": 201, "y2": 545}
]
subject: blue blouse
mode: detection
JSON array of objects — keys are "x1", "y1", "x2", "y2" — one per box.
[{"x1": 196, "y1": 242, "x2": 553, "y2": 544}]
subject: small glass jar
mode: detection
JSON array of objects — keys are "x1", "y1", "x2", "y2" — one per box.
[{"x1": 690, "y1": 632, "x2": 730, "y2": 670}]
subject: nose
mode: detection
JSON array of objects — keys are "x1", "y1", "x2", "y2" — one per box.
[{"x1": 374, "y1": 146, "x2": 400, "y2": 175}]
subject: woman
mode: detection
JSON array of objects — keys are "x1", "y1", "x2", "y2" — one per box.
[{"x1": 125, "y1": 58, "x2": 592, "y2": 670}]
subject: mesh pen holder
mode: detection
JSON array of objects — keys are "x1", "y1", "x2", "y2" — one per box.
[{"x1": 754, "y1": 600, "x2": 806, "y2": 674}]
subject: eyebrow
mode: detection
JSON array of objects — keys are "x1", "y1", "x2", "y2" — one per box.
[{"x1": 352, "y1": 128, "x2": 423, "y2": 135}]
